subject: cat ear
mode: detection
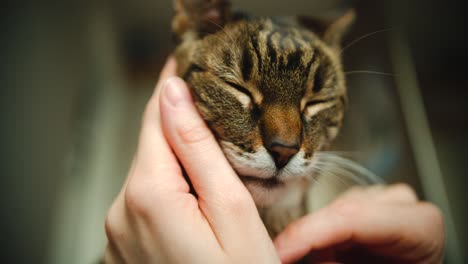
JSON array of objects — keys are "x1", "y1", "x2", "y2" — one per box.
[
  {"x1": 172, "y1": 0, "x2": 232, "y2": 39},
  {"x1": 298, "y1": 9, "x2": 355, "y2": 49}
]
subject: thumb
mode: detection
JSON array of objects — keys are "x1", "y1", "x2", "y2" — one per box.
[
  {"x1": 159, "y1": 76, "x2": 247, "y2": 199},
  {"x1": 159, "y1": 77, "x2": 265, "y2": 246}
]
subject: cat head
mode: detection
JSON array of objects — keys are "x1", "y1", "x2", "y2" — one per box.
[{"x1": 172, "y1": 0, "x2": 354, "y2": 206}]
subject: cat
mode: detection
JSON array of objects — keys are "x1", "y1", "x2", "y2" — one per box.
[{"x1": 172, "y1": 0, "x2": 356, "y2": 237}]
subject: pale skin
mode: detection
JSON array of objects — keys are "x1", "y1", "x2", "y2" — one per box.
[{"x1": 104, "y1": 58, "x2": 445, "y2": 263}]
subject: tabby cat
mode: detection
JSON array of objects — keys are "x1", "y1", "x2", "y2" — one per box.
[{"x1": 172, "y1": 0, "x2": 356, "y2": 237}]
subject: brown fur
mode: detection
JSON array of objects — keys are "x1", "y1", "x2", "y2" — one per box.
[{"x1": 172, "y1": 0, "x2": 354, "y2": 236}]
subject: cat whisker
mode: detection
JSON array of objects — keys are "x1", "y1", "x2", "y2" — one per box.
[
  {"x1": 306, "y1": 166, "x2": 346, "y2": 196},
  {"x1": 314, "y1": 152, "x2": 384, "y2": 185},
  {"x1": 310, "y1": 164, "x2": 355, "y2": 189},
  {"x1": 340, "y1": 28, "x2": 395, "y2": 55},
  {"x1": 311, "y1": 156, "x2": 356, "y2": 186},
  {"x1": 345, "y1": 70, "x2": 396, "y2": 77},
  {"x1": 314, "y1": 161, "x2": 369, "y2": 186},
  {"x1": 316, "y1": 150, "x2": 359, "y2": 158}
]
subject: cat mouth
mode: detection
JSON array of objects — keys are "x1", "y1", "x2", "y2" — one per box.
[{"x1": 239, "y1": 175, "x2": 284, "y2": 188}]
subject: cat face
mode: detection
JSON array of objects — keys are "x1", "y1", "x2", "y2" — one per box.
[{"x1": 173, "y1": 0, "x2": 353, "y2": 206}]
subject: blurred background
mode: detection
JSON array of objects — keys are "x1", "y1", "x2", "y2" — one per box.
[{"x1": 1, "y1": 0, "x2": 466, "y2": 263}]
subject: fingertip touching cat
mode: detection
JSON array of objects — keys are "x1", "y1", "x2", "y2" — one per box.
[{"x1": 172, "y1": 0, "x2": 355, "y2": 237}]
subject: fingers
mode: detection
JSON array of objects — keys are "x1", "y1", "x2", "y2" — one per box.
[
  {"x1": 274, "y1": 189, "x2": 444, "y2": 263},
  {"x1": 159, "y1": 77, "x2": 248, "y2": 197},
  {"x1": 338, "y1": 183, "x2": 418, "y2": 204},
  {"x1": 105, "y1": 58, "x2": 222, "y2": 262},
  {"x1": 159, "y1": 76, "x2": 268, "y2": 247},
  {"x1": 378, "y1": 183, "x2": 418, "y2": 203},
  {"x1": 105, "y1": 58, "x2": 276, "y2": 262}
]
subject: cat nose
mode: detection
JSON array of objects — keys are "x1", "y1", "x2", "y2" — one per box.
[{"x1": 267, "y1": 140, "x2": 300, "y2": 169}]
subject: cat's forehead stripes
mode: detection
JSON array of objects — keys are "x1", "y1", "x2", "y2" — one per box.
[
  {"x1": 242, "y1": 47, "x2": 254, "y2": 81},
  {"x1": 175, "y1": 15, "x2": 347, "y2": 170},
  {"x1": 238, "y1": 19, "x2": 330, "y2": 105},
  {"x1": 257, "y1": 19, "x2": 316, "y2": 70}
]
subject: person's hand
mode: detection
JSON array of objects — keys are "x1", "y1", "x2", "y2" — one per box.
[
  {"x1": 274, "y1": 184, "x2": 445, "y2": 263},
  {"x1": 103, "y1": 58, "x2": 279, "y2": 263}
]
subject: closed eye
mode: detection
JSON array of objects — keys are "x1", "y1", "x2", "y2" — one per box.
[
  {"x1": 304, "y1": 98, "x2": 334, "y2": 108},
  {"x1": 223, "y1": 80, "x2": 253, "y2": 109},
  {"x1": 224, "y1": 80, "x2": 254, "y2": 99},
  {"x1": 303, "y1": 98, "x2": 336, "y2": 118}
]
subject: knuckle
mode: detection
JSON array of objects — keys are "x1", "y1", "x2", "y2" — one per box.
[
  {"x1": 420, "y1": 202, "x2": 444, "y2": 227},
  {"x1": 104, "y1": 209, "x2": 116, "y2": 240},
  {"x1": 331, "y1": 198, "x2": 363, "y2": 218},
  {"x1": 418, "y1": 202, "x2": 446, "y2": 250},
  {"x1": 104, "y1": 202, "x2": 126, "y2": 242},
  {"x1": 124, "y1": 182, "x2": 152, "y2": 218},
  {"x1": 389, "y1": 183, "x2": 418, "y2": 199}
]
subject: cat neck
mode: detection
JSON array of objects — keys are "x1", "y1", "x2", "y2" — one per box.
[{"x1": 257, "y1": 180, "x2": 310, "y2": 238}]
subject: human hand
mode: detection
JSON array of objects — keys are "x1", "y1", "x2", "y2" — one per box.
[
  {"x1": 274, "y1": 184, "x2": 445, "y2": 264},
  {"x1": 103, "y1": 58, "x2": 279, "y2": 263}
]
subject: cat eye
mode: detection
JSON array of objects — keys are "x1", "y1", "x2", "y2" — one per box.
[
  {"x1": 304, "y1": 99, "x2": 334, "y2": 108},
  {"x1": 303, "y1": 98, "x2": 336, "y2": 118},
  {"x1": 224, "y1": 80, "x2": 254, "y2": 99},
  {"x1": 222, "y1": 80, "x2": 256, "y2": 109}
]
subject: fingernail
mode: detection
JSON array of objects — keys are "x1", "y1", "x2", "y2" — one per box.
[{"x1": 163, "y1": 77, "x2": 190, "y2": 107}]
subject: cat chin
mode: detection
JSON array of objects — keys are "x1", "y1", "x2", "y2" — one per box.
[
  {"x1": 241, "y1": 177, "x2": 307, "y2": 207},
  {"x1": 243, "y1": 181, "x2": 290, "y2": 206},
  {"x1": 221, "y1": 141, "x2": 314, "y2": 181}
]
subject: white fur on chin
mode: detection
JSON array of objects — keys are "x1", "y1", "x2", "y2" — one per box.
[{"x1": 220, "y1": 141, "x2": 317, "y2": 206}]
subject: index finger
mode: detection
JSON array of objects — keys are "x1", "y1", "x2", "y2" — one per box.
[{"x1": 274, "y1": 201, "x2": 445, "y2": 263}]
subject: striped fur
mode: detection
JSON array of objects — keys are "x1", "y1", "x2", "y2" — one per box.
[{"x1": 173, "y1": 0, "x2": 354, "y2": 237}]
